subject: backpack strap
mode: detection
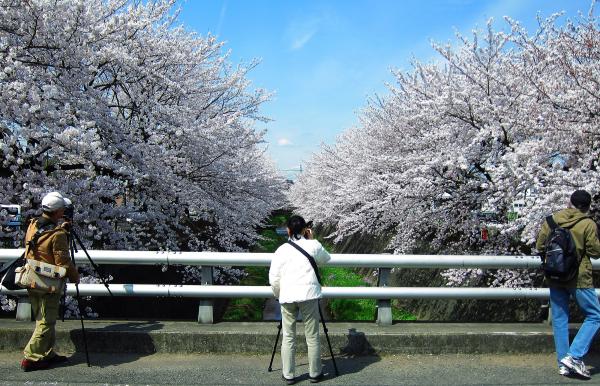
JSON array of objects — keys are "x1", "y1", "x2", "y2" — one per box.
[
  {"x1": 26, "y1": 217, "x2": 59, "y2": 259},
  {"x1": 546, "y1": 216, "x2": 558, "y2": 230},
  {"x1": 546, "y1": 215, "x2": 590, "y2": 230},
  {"x1": 287, "y1": 240, "x2": 322, "y2": 285},
  {"x1": 564, "y1": 217, "x2": 591, "y2": 229}
]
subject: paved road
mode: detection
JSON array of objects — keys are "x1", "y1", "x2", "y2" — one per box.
[{"x1": 1, "y1": 352, "x2": 600, "y2": 385}]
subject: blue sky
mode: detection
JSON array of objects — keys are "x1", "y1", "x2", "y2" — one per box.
[{"x1": 176, "y1": 0, "x2": 594, "y2": 179}]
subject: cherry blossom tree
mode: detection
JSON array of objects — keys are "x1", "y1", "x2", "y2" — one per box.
[
  {"x1": 0, "y1": 0, "x2": 285, "y2": 313},
  {"x1": 0, "y1": 0, "x2": 284, "y2": 252},
  {"x1": 290, "y1": 4, "x2": 599, "y2": 287}
]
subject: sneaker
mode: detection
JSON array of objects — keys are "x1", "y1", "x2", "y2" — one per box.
[
  {"x1": 560, "y1": 355, "x2": 591, "y2": 379},
  {"x1": 309, "y1": 373, "x2": 325, "y2": 383},
  {"x1": 20, "y1": 359, "x2": 49, "y2": 372},
  {"x1": 559, "y1": 365, "x2": 571, "y2": 376},
  {"x1": 281, "y1": 375, "x2": 296, "y2": 385}
]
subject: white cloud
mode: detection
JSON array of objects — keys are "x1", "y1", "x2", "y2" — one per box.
[
  {"x1": 216, "y1": 2, "x2": 227, "y2": 37},
  {"x1": 277, "y1": 137, "x2": 292, "y2": 146},
  {"x1": 291, "y1": 30, "x2": 317, "y2": 50},
  {"x1": 287, "y1": 16, "x2": 321, "y2": 51}
]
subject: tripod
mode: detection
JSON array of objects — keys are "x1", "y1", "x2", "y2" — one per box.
[
  {"x1": 267, "y1": 301, "x2": 339, "y2": 377},
  {"x1": 64, "y1": 225, "x2": 113, "y2": 367}
]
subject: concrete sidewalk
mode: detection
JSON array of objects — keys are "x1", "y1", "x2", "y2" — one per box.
[
  {"x1": 0, "y1": 319, "x2": 566, "y2": 355},
  {"x1": 1, "y1": 352, "x2": 600, "y2": 385}
]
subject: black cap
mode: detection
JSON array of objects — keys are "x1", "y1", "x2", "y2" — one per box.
[{"x1": 571, "y1": 190, "x2": 592, "y2": 211}]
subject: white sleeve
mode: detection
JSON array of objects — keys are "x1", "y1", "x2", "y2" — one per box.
[
  {"x1": 314, "y1": 242, "x2": 332, "y2": 265},
  {"x1": 269, "y1": 252, "x2": 282, "y2": 298}
]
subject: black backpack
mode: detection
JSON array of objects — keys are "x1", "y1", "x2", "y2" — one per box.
[{"x1": 542, "y1": 215, "x2": 588, "y2": 282}]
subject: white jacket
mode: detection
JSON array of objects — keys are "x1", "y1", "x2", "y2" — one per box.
[{"x1": 269, "y1": 237, "x2": 332, "y2": 304}]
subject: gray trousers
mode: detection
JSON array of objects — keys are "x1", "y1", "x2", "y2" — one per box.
[{"x1": 280, "y1": 299, "x2": 322, "y2": 378}]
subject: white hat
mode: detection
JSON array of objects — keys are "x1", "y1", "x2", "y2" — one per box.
[{"x1": 41, "y1": 191, "x2": 65, "y2": 212}]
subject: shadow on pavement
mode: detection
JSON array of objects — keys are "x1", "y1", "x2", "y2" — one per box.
[
  {"x1": 277, "y1": 327, "x2": 382, "y2": 382},
  {"x1": 582, "y1": 354, "x2": 600, "y2": 376},
  {"x1": 67, "y1": 321, "x2": 163, "y2": 367},
  {"x1": 333, "y1": 327, "x2": 381, "y2": 376}
]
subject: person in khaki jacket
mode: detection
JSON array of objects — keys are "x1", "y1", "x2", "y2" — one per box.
[
  {"x1": 20, "y1": 192, "x2": 79, "y2": 372},
  {"x1": 536, "y1": 190, "x2": 600, "y2": 379}
]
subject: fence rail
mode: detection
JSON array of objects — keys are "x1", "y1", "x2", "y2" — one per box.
[
  {"x1": 2, "y1": 249, "x2": 591, "y2": 268},
  {"x1": 0, "y1": 248, "x2": 592, "y2": 324},
  {"x1": 0, "y1": 284, "x2": 591, "y2": 299}
]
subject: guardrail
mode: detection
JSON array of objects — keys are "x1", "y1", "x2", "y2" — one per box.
[{"x1": 0, "y1": 249, "x2": 589, "y2": 324}]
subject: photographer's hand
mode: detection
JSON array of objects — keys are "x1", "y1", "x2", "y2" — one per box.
[
  {"x1": 305, "y1": 229, "x2": 313, "y2": 239},
  {"x1": 60, "y1": 220, "x2": 72, "y2": 232}
]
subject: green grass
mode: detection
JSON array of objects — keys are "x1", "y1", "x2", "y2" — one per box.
[
  {"x1": 222, "y1": 265, "x2": 271, "y2": 321},
  {"x1": 322, "y1": 267, "x2": 416, "y2": 321},
  {"x1": 222, "y1": 219, "x2": 287, "y2": 321}
]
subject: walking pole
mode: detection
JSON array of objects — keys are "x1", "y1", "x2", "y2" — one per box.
[
  {"x1": 69, "y1": 236, "x2": 91, "y2": 367},
  {"x1": 318, "y1": 302, "x2": 339, "y2": 376},
  {"x1": 268, "y1": 319, "x2": 282, "y2": 372}
]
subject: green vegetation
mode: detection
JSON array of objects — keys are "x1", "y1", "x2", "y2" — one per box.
[
  {"x1": 221, "y1": 266, "x2": 269, "y2": 321},
  {"x1": 222, "y1": 215, "x2": 287, "y2": 321},
  {"x1": 322, "y1": 267, "x2": 416, "y2": 321}
]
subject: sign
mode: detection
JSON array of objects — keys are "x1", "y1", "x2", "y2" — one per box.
[{"x1": 0, "y1": 205, "x2": 21, "y2": 228}]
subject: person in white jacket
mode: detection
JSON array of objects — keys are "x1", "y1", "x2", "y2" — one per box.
[{"x1": 269, "y1": 215, "x2": 331, "y2": 385}]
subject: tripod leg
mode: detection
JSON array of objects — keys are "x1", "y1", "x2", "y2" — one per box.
[
  {"x1": 69, "y1": 236, "x2": 90, "y2": 367},
  {"x1": 268, "y1": 320, "x2": 282, "y2": 372},
  {"x1": 74, "y1": 282, "x2": 91, "y2": 367},
  {"x1": 61, "y1": 286, "x2": 66, "y2": 323},
  {"x1": 318, "y1": 304, "x2": 339, "y2": 376},
  {"x1": 72, "y1": 230, "x2": 113, "y2": 297}
]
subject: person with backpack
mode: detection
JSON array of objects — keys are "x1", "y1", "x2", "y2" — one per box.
[
  {"x1": 20, "y1": 192, "x2": 80, "y2": 372},
  {"x1": 536, "y1": 189, "x2": 600, "y2": 379},
  {"x1": 269, "y1": 215, "x2": 331, "y2": 385}
]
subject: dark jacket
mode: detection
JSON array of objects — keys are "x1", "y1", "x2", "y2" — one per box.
[{"x1": 536, "y1": 208, "x2": 600, "y2": 288}]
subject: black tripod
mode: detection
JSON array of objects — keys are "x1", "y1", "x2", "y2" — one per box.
[
  {"x1": 268, "y1": 301, "x2": 339, "y2": 377},
  {"x1": 64, "y1": 226, "x2": 113, "y2": 367}
]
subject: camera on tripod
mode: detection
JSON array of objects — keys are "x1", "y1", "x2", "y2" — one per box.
[{"x1": 63, "y1": 199, "x2": 74, "y2": 221}]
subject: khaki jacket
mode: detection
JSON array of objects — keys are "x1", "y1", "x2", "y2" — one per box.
[
  {"x1": 24, "y1": 215, "x2": 79, "y2": 283},
  {"x1": 536, "y1": 208, "x2": 600, "y2": 288}
]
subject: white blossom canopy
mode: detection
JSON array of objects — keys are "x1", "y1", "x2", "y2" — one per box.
[
  {"x1": 0, "y1": 0, "x2": 285, "y2": 251},
  {"x1": 290, "y1": 8, "x2": 600, "y2": 286}
]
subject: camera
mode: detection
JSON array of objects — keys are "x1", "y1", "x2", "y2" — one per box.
[
  {"x1": 306, "y1": 220, "x2": 313, "y2": 229},
  {"x1": 63, "y1": 202, "x2": 74, "y2": 221}
]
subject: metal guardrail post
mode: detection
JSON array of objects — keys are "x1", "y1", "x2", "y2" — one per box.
[
  {"x1": 197, "y1": 266, "x2": 214, "y2": 324},
  {"x1": 376, "y1": 268, "x2": 392, "y2": 326},
  {"x1": 15, "y1": 296, "x2": 32, "y2": 321}
]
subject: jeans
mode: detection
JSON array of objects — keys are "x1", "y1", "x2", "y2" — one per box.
[
  {"x1": 280, "y1": 299, "x2": 322, "y2": 379},
  {"x1": 550, "y1": 287, "x2": 600, "y2": 366}
]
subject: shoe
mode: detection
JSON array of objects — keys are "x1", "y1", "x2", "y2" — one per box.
[
  {"x1": 281, "y1": 375, "x2": 296, "y2": 385},
  {"x1": 309, "y1": 373, "x2": 325, "y2": 383},
  {"x1": 20, "y1": 359, "x2": 49, "y2": 372},
  {"x1": 559, "y1": 365, "x2": 571, "y2": 376},
  {"x1": 560, "y1": 355, "x2": 591, "y2": 379}
]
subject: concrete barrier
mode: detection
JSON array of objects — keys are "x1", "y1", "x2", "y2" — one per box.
[{"x1": 0, "y1": 319, "x2": 570, "y2": 355}]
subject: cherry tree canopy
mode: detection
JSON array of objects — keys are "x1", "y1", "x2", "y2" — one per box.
[
  {"x1": 0, "y1": 0, "x2": 284, "y2": 251},
  {"x1": 290, "y1": 8, "x2": 599, "y2": 286}
]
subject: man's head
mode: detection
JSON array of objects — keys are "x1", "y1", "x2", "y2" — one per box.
[
  {"x1": 570, "y1": 189, "x2": 592, "y2": 212},
  {"x1": 41, "y1": 191, "x2": 66, "y2": 220}
]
